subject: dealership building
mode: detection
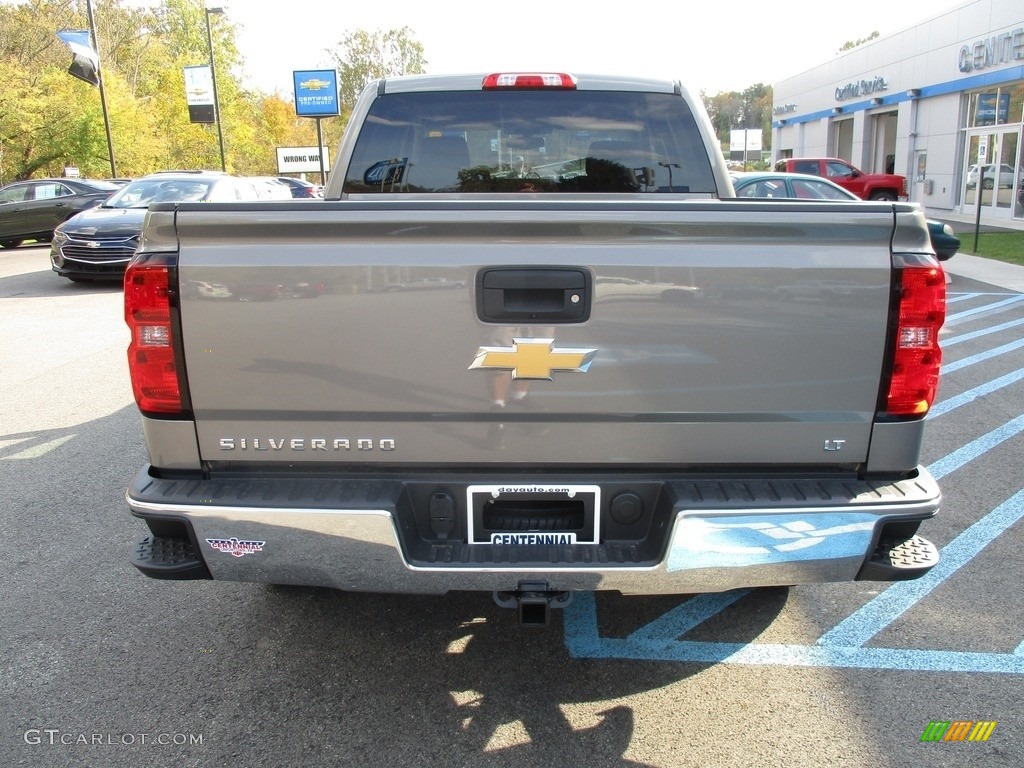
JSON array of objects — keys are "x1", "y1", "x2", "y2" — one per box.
[{"x1": 772, "y1": 0, "x2": 1023, "y2": 226}]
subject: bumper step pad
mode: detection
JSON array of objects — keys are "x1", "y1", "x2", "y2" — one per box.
[
  {"x1": 857, "y1": 534, "x2": 939, "y2": 581},
  {"x1": 131, "y1": 535, "x2": 211, "y2": 580}
]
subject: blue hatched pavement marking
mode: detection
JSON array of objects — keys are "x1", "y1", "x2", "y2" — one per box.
[
  {"x1": 563, "y1": 413, "x2": 1024, "y2": 672},
  {"x1": 927, "y1": 368, "x2": 1024, "y2": 418},
  {"x1": 944, "y1": 295, "x2": 1024, "y2": 325},
  {"x1": 941, "y1": 316, "x2": 1024, "y2": 347},
  {"x1": 942, "y1": 338, "x2": 1024, "y2": 373}
]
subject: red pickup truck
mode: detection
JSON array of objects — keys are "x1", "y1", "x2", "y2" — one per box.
[{"x1": 774, "y1": 158, "x2": 907, "y2": 201}]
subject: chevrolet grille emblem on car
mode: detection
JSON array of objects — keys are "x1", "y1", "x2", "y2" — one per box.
[{"x1": 469, "y1": 338, "x2": 597, "y2": 380}]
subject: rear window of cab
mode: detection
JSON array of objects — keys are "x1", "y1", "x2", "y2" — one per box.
[{"x1": 342, "y1": 90, "x2": 717, "y2": 195}]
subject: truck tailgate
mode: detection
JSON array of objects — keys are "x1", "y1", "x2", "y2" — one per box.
[{"x1": 171, "y1": 200, "x2": 897, "y2": 468}]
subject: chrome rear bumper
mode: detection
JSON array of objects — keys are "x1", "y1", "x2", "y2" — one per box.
[{"x1": 127, "y1": 466, "x2": 941, "y2": 594}]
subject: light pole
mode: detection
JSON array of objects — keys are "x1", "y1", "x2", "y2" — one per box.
[{"x1": 204, "y1": 6, "x2": 226, "y2": 172}]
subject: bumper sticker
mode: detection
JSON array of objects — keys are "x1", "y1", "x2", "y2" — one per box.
[{"x1": 205, "y1": 537, "x2": 266, "y2": 557}]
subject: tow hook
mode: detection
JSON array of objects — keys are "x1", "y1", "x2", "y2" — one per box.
[{"x1": 493, "y1": 581, "x2": 574, "y2": 627}]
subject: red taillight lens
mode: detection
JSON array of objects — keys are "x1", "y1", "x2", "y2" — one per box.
[
  {"x1": 885, "y1": 265, "x2": 945, "y2": 416},
  {"x1": 125, "y1": 258, "x2": 182, "y2": 414},
  {"x1": 482, "y1": 72, "x2": 577, "y2": 89}
]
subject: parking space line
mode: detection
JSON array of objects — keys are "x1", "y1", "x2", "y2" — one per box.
[
  {"x1": 945, "y1": 292, "x2": 982, "y2": 303},
  {"x1": 941, "y1": 338, "x2": 1024, "y2": 373},
  {"x1": 945, "y1": 295, "x2": 1024, "y2": 325},
  {"x1": 1, "y1": 434, "x2": 76, "y2": 460},
  {"x1": 942, "y1": 317, "x2": 1024, "y2": 347},
  {"x1": 926, "y1": 414, "x2": 1024, "y2": 479},
  {"x1": 564, "y1": 414, "x2": 1024, "y2": 671},
  {"x1": 563, "y1": 593, "x2": 1024, "y2": 673},
  {"x1": 928, "y1": 368, "x2": 1024, "y2": 418},
  {"x1": 626, "y1": 590, "x2": 749, "y2": 648},
  {"x1": 817, "y1": 487, "x2": 1024, "y2": 649}
]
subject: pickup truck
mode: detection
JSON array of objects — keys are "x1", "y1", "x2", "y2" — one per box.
[
  {"x1": 125, "y1": 72, "x2": 945, "y2": 625},
  {"x1": 774, "y1": 157, "x2": 907, "y2": 201}
]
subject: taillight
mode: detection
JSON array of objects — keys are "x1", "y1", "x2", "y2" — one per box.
[
  {"x1": 884, "y1": 264, "x2": 945, "y2": 416},
  {"x1": 482, "y1": 72, "x2": 577, "y2": 90},
  {"x1": 125, "y1": 255, "x2": 183, "y2": 415}
]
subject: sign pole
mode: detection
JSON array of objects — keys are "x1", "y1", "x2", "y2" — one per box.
[
  {"x1": 85, "y1": 0, "x2": 116, "y2": 178},
  {"x1": 293, "y1": 70, "x2": 339, "y2": 187},
  {"x1": 316, "y1": 118, "x2": 326, "y2": 186}
]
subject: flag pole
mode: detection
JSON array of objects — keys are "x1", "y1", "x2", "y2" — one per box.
[{"x1": 86, "y1": 0, "x2": 117, "y2": 178}]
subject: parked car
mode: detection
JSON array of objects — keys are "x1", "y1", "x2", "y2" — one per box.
[
  {"x1": 0, "y1": 178, "x2": 120, "y2": 248},
  {"x1": 274, "y1": 176, "x2": 323, "y2": 198},
  {"x1": 732, "y1": 172, "x2": 960, "y2": 260},
  {"x1": 249, "y1": 177, "x2": 294, "y2": 200},
  {"x1": 50, "y1": 171, "x2": 262, "y2": 281},
  {"x1": 774, "y1": 157, "x2": 906, "y2": 201},
  {"x1": 965, "y1": 163, "x2": 1016, "y2": 189}
]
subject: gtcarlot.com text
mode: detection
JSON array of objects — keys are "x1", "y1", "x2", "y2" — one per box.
[{"x1": 24, "y1": 729, "x2": 204, "y2": 746}]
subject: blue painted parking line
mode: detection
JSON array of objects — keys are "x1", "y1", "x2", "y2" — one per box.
[
  {"x1": 942, "y1": 316, "x2": 1024, "y2": 347},
  {"x1": 945, "y1": 295, "x2": 1024, "y2": 324},
  {"x1": 928, "y1": 368, "x2": 1024, "y2": 419},
  {"x1": 942, "y1": 338, "x2": 1024, "y2": 373},
  {"x1": 563, "y1": 596, "x2": 1024, "y2": 673},
  {"x1": 625, "y1": 590, "x2": 749, "y2": 648},
  {"x1": 818, "y1": 487, "x2": 1024, "y2": 648},
  {"x1": 945, "y1": 292, "x2": 982, "y2": 304},
  {"x1": 926, "y1": 414, "x2": 1024, "y2": 479},
  {"x1": 563, "y1": 413, "x2": 1024, "y2": 672}
]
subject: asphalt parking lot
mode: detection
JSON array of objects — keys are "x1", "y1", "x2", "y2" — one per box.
[{"x1": 1, "y1": 245, "x2": 1022, "y2": 767}]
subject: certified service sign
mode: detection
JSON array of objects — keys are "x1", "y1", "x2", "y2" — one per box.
[{"x1": 292, "y1": 69, "x2": 340, "y2": 117}]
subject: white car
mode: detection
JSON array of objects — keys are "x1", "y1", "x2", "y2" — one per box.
[
  {"x1": 966, "y1": 163, "x2": 1016, "y2": 189},
  {"x1": 249, "y1": 177, "x2": 294, "y2": 200}
]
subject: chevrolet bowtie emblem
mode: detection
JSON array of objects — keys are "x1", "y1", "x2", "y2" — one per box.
[
  {"x1": 469, "y1": 338, "x2": 598, "y2": 380},
  {"x1": 300, "y1": 79, "x2": 331, "y2": 91}
]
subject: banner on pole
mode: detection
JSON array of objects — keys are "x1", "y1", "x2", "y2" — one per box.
[
  {"x1": 184, "y1": 66, "x2": 216, "y2": 124},
  {"x1": 56, "y1": 30, "x2": 99, "y2": 86}
]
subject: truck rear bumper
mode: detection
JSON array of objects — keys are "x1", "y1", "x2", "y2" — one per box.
[{"x1": 126, "y1": 466, "x2": 941, "y2": 594}]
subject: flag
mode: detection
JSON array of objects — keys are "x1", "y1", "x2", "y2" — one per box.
[{"x1": 56, "y1": 30, "x2": 99, "y2": 86}]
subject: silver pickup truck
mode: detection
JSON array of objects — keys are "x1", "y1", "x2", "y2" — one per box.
[{"x1": 125, "y1": 72, "x2": 946, "y2": 624}]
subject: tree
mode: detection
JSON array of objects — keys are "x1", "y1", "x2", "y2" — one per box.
[
  {"x1": 0, "y1": 0, "x2": 426, "y2": 182},
  {"x1": 701, "y1": 83, "x2": 773, "y2": 160},
  {"x1": 839, "y1": 31, "x2": 880, "y2": 52},
  {"x1": 326, "y1": 27, "x2": 427, "y2": 115}
]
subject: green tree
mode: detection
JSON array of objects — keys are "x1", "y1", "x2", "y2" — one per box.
[
  {"x1": 839, "y1": 31, "x2": 880, "y2": 52},
  {"x1": 701, "y1": 83, "x2": 773, "y2": 160},
  {"x1": 0, "y1": 0, "x2": 426, "y2": 182},
  {"x1": 326, "y1": 27, "x2": 427, "y2": 115}
]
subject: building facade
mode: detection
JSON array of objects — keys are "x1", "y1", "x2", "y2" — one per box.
[{"x1": 772, "y1": 0, "x2": 1023, "y2": 223}]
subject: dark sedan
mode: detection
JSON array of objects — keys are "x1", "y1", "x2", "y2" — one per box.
[
  {"x1": 50, "y1": 171, "x2": 261, "y2": 281},
  {"x1": 731, "y1": 172, "x2": 960, "y2": 260},
  {"x1": 275, "y1": 176, "x2": 323, "y2": 198},
  {"x1": 0, "y1": 178, "x2": 119, "y2": 248}
]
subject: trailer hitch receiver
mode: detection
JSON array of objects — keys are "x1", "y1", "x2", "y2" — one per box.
[{"x1": 493, "y1": 581, "x2": 574, "y2": 627}]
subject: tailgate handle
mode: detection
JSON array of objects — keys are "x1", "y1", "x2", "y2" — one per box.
[{"x1": 477, "y1": 267, "x2": 591, "y2": 323}]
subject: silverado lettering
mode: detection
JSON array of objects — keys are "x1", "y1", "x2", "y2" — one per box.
[
  {"x1": 124, "y1": 71, "x2": 945, "y2": 626},
  {"x1": 218, "y1": 438, "x2": 397, "y2": 451}
]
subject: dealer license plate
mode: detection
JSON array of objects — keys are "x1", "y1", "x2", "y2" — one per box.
[{"x1": 466, "y1": 484, "x2": 600, "y2": 545}]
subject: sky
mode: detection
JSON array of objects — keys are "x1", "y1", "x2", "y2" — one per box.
[{"x1": 222, "y1": 0, "x2": 969, "y2": 98}]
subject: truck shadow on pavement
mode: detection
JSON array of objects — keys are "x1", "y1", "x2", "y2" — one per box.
[
  {"x1": 204, "y1": 580, "x2": 789, "y2": 765},
  {"x1": 1, "y1": 404, "x2": 788, "y2": 767}
]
